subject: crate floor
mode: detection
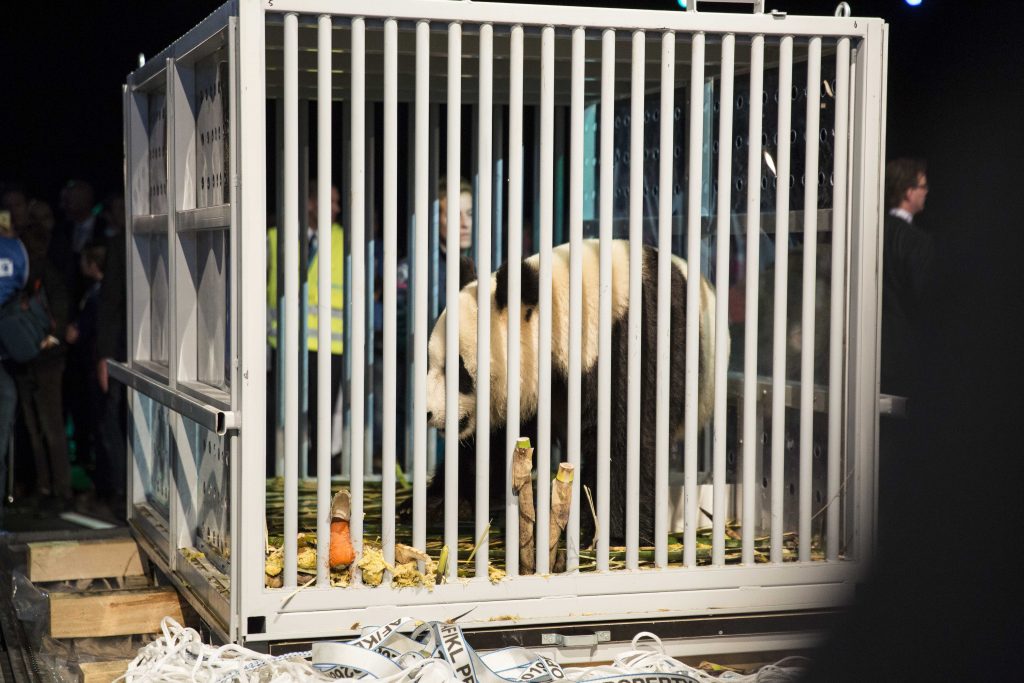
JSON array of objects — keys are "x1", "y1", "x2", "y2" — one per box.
[{"x1": 265, "y1": 477, "x2": 823, "y2": 578}]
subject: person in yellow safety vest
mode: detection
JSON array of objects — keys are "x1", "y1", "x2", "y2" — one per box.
[{"x1": 266, "y1": 183, "x2": 344, "y2": 477}]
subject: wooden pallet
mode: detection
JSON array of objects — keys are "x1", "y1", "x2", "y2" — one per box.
[{"x1": 1, "y1": 528, "x2": 187, "y2": 683}]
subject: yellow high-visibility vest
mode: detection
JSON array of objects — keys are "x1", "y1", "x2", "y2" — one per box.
[{"x1": 267, "y1": 223, "x2": 344, "y2": 354}]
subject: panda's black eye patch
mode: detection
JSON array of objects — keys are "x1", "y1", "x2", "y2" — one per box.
[{"x1": 459, "y1": 355, "x2": 474, "y2": 395}]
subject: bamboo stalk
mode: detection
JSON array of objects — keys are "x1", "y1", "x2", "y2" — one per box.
[
  {"x1": 549, "y1": 463, "x2": 574, "y2": 573},
  {"x1": 512, "y1": 437, "x2": 536, "y2": 575}
]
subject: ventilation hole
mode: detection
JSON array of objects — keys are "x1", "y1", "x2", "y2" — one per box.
[
  {"x1": 788, "y1": 482, "x2": 796, "y2": 496},
  {"x1": 674, "y1": 106, "x2": 681, "y2": 120},
  {"x1": 653, "y1": 109, "x2": 660, "y2": 122},
  {"x1": 789, "y1": 175, "x2": 796, "y2": 188},
  {"x1": 713, "y1": 140, "x2": 719, "y2": 153},
  {"x1": 761, "y1": 176, "x2": 769, "y2": 190},
  {"x1": 674, "y1": 146, "x2": 681, "y2": 159},
  {"x1": 792, "y1": 85, "x2": 800, "y2": 101},
  {"x1": 813, "y1": 444, "x2": 822, "y2": 459},
  {"x1": 762, "y1": 133, "x2": 769, "y2": 146},
  {"x1": 762, "y1": 477, "x2": 769, "y2": 489},
  {"x1": 762, "y1": 90, "x2": 769, "y2": 105},
  {"x1": 790, "y1": 129, "x2": 798, "y2": 144},
  {"x1": 735, "y1": 177, "x2": 745, "y2": 192},
  {"x1": 818, "y1": 171, "x2": 827, "y2": 186},
  {"x1": 735, "y1": 135, "x2": 744, "y2": 150},
  {"x1": 815, "y1": 489, "x2": 823, "y2": 504},
  {"x1": 727, "y1": 449, "x2": 736, "y2": 466},
  {"x1": 773, "y1": 132, "x2": 778, "y2": 146},
  {"x1": 830, "y1": 172, "x2": 835, "y2": 187},
  {"x1": 736, "y1": 94, "x2": 745, "y2": 110},
  {"x1": 713, "y1": 99, "x2": 720, "y2": 113},
  {"x1": 820, "y1": 127, "x2": 829, "y2": 143}
]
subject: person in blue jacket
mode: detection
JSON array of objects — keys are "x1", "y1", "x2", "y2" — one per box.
[{"x1": 0, "y1": 209, "x2": 29, "y2": 526}]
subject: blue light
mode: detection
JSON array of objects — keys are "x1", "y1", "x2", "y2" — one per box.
[
  {"x1": 677, "y1": 0, "x2": 687, "y2": 8},
  {"x1": 905, "y1": 0, "x2": 923, "y2": 6}
]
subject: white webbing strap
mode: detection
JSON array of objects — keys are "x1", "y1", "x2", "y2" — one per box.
[{"x1": 312, "y1": 620, "x2": 701, "y2": 683}]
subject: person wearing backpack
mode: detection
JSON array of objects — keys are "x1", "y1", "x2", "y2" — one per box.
[{"x1": 0, "y1": 208, "x2": 29, "y2": 526}]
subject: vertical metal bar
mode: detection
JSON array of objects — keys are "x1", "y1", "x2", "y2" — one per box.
[
  {"x1": 566, "y1": 25, "x2": 585, "y2": 574},
  {"x1": 771, "y1": 35, "x2": 793, "y2": 564},
  {"x1": 225, "y1": 16, "x2": 240, "y2": 639},
  {"x1": 799, "y1": 37, "x2": 822, "y2": 563},
  {"x1": 315, "y1": 13, "x2": 332, "y2": 588},
  {"x1": 475, "y1": 22, "x2": 493, "y2": 579},
  {"x1": 712, "y1": 33, "x2": 735, "y2": 567},
  {"x1": 282, "y1": 12, "x2": 300, "y2": 588},
  {"x1": 382, "y1": 17, "x2": 398, "y2": 568},
  {"x1": 413, "y1": 19, "x2": 430, "y2": 557},
  {"x1": 625, "y1": 29, "x2": 644, "y2": 571},
  {"x1": 444, "y1": 21, "x2": 461, "y2": 579},
  {"x1": 597, "y1": 27, "x2": 614, "y2": 572},
  {"x1": 505, "y1": 24, "x2": 524, "y2": 578},
  {"x1": 742, "y1": 34, "x2": 764, "y2": 566},
  {"x1": 536, "y1": 24, "x2": 555, "y2": 576},
  {"x1": 350, "y1": 15, "x2": 366, "y2": 582},
  {"x1": 236, "y1": 0, "x2": 266, "y2": 638},
  {"x1": 827, "y1": 37, "x2": 851, "y2": 562},
  {"x1": 684, "y1": 31, "x2": 705, "y2": 569},
  {"x1": 654, "y1": 30, "x2": 675, "y2": 569}
]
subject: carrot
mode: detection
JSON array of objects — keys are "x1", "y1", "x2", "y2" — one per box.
[{"x1": 329, "y1": 519, "x2": 355, "y2": 567}]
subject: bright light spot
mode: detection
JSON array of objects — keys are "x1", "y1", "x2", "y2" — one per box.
[
  {"x1": 677, "y1": 0, "x2": 687, "y2": 8},
  {"x1": 905, "y1": 0, "x2": 923, "y2": 6}
]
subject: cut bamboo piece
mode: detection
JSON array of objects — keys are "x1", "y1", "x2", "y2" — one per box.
[
  {"x1": 549, "y1": 463, "x2": 574, "y2": 573},
  {"x1": 512, "y1": 437, "x2": 536, "y2": 575},
  {"x1": 79, "y1": 660, "x2": 132, "y2": 683},
  {"x1": 28, "y1": 538, "x2": 144, "y2": 583},
  {"x1": 49, "y1": 587, "x2": 184, "y2": 638}
]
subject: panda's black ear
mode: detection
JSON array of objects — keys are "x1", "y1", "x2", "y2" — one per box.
[{"x1": 459, "y1": 256, "x2": 477, "y2": 288}]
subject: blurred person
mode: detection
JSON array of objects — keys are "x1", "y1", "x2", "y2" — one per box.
[
  {"x1": 65, "y1": 244, "x2": 106, "y2": 498},
  {"x1": 394, "y1": 176, "x2": 475, "y2": 482},
  {"x1": 12, "y1": 201, "x2": 74, "y2": 512},
  {"x1": 0, "y1": 208, "x2": 29, "y2": 526},
  {"x1": 266, "y1": 182, "x2": 345, "y2": 476},
  {"x1": 880, "y1": 158, "x2": 935, "y2": 398},
  {"x1": 95, "y1": 195, "x2": 127, "y2": 517}
]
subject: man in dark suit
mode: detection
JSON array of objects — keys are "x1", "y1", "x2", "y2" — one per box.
[{"x1": 880, "y1": 158, "x2": 935, "y2": 398}]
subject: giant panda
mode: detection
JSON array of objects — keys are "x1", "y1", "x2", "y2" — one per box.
[{"x1": 424, "y1": 239, "x2": 726, "y2": 546}]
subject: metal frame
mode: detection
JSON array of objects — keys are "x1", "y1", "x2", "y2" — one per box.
[{"x1": 122, "y1": 0, "x2": 888, "y2": 650}]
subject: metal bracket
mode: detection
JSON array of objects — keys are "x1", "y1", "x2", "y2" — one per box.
[
  {"x1": 540, "y1": 631, "x2": 611, "y2": 648},
  {"x1": 879, "y1": 393, "x2": 908, "y2": 418}
]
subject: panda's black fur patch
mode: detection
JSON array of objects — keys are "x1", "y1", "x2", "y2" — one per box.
[
  {"x1": 493, "y1": 258, "x2": 540, "y2": 310},
  {"x1": 458, "y1": 355, "x2": 474, "y2": 396}
]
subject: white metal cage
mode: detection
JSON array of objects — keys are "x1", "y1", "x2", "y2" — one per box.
[{"x1": 116, "y1": 0, "x2": 888, "y2": 655}]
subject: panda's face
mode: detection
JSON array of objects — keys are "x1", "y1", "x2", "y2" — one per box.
[{"x1": 425, "y1": 287, "x2": 479, "y2": 441}]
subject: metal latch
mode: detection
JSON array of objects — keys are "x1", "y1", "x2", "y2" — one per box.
[{"x1": 540, "y1": 631, "x2": 611, "y2": 648}]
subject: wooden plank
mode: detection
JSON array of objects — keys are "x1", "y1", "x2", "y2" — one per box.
[
  {"x1": 49, "y1": 587, "x2": 183, "y2": 638},
  {"x1": 28, "y1": 538, "x2": 145, "y2": 583},
  {"x1": 79, "y1": 660, "x2": 133, "y2": 683}
]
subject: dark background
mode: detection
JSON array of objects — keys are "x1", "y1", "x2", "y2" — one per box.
[{"x1": 2, "y1": 0, "x2": 1021, "y2": 678}]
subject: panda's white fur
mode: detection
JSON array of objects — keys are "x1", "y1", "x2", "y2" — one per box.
[{"x1": 425, "y1": 239, "x2": 721, "y2": 441}]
